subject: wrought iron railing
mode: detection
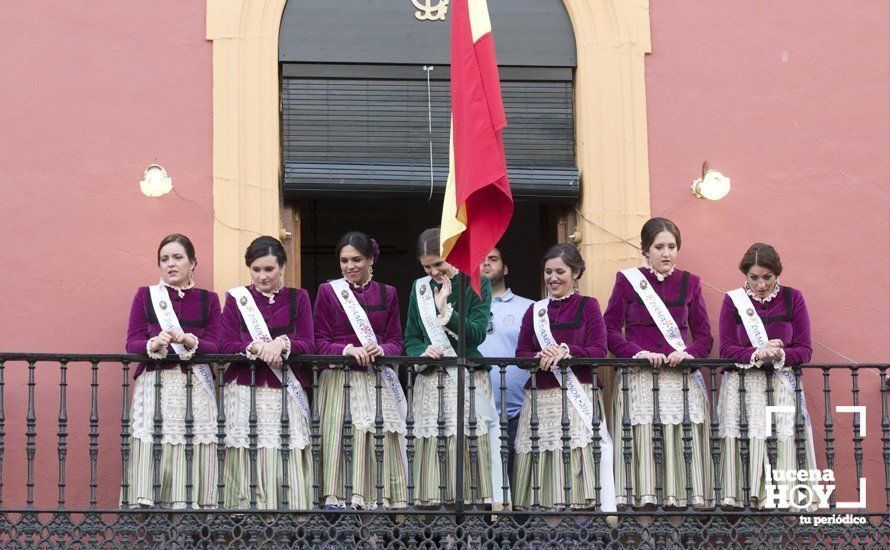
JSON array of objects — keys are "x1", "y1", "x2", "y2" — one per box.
[{"x1": 0, "y1": 352, "x2": 887, "y2": 547}]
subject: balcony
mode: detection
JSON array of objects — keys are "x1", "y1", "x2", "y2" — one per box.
[{"x1": 0, "y1": 353, "x2": 886, "y2": 547}]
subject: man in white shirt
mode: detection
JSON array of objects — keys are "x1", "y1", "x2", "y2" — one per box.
[{"x1": 478, "y1": 246, "x2": 534, "y2": 489}]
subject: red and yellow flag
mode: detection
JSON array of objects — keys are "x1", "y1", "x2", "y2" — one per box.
[{"x1": 440, "y1": 0, "x2": 514, "y2": 294}]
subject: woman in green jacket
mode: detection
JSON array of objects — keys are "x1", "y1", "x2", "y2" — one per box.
[{"x1": 404, "y1": 227, "x2": 504, "y2": 507}]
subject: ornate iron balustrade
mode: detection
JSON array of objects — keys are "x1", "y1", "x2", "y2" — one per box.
[{"x1": 0, "y1": 352, "x2": 886, "y2": 548}]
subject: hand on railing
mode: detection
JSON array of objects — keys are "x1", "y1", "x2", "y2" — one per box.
[
  {"x1": 665, "y1": 350, "x2": 694, "y2": 367},
  {"x1": 421, "y1": 345, "x2": 445, "y2": 360},
  {"x1": 635, "y1": 350, "x2": 668, "y2": 367},
  {"x1": 343, "y1": 343, "x2": 383, "y2": 367},
  {"x1": 535, "y1": 344, "x2": 568, "y2": 371},
  {"x1": 255, "y1": 340, "x2": 286, "y2": 369}
]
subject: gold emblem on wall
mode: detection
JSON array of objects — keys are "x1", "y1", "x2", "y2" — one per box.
[{"x1": 412, "y1": 0, "x2": 449, "y2": 22}]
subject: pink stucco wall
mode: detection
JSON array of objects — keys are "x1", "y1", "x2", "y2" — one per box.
[
  {"x1": 0, "y1": 2, "x2": 212, "y2": 507},
  {"x1": 645, "y1": 1, "x2": 889, "y2": 510}
]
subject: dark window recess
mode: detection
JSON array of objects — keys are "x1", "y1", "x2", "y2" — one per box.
[{"x1": 281, "y1": 75, "x2": 578, "y2": 202}]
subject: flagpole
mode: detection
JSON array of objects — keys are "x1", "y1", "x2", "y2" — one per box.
[{"x1": 455, "y1": 272, "x2": 467, "y2": 515}]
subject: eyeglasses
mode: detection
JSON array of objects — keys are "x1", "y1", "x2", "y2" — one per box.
[{"x1": 487, "y1": 311, "x2": 494, "y2": 334}]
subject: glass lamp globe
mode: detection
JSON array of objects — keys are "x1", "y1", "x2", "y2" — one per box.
[
  {"x1": 691, "y1": 161, "x2": 730, "y2": 201},
  {"x1": 140, "y1": 164, "x2": 173, "y2": 197}
]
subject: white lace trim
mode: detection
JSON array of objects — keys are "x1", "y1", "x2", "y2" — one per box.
[
  {"x1": 748, "y1": 348, "x2": 786, "y2": 370},
  {"x1": 717, "y1": 370, "x2": 801, "y2": 440},
  {"x1": 160, "y1": 278, "x2": 194, "y2": 299},
  {"x1": 745, "y1": 281, "x2": 780, "y2": 303},
  {"x1": 255, "y1": 283, "x2": 283, "y2": 304},
  {"x1": 514, "y1": 384, "x2": 602, "y2": 453},
  {"x1": 549, "y1": 290, "x2": 575, "y2": 301},
  {"x1": 626, "y1": 367, "x2": 707, "y2": 425},
  {"x1": 223, "y1": 383, "x2": 310, "y2": 449},
  {"x1": 245, "y1": 341, "x2": 262, "y2": 360},
  {"x1": 350, "y1": 274, "x2": 373, "y2": 290},
  {"x1": 146, "y1": 337, "x2": 168, "y2": 360},
  {"x1": 412, "y1": 370, "x2": 492, "y2": 438},
  {"x1": 321, "y1": 369, "x2": 406, "y2": 433},
  {"x1": 438, "y1": 303, "x2": 453, "y2": 325},
  {"x1": 130, "y1": 369, "x2": 218, "y2": 445},
  {"x1": 177, "y1": 333, "x2": 198, "y2": 361},
  {"x1": 276, "y1": 335, "x2": 292, "y2": 359},
  {"x1": 643, "y1": 257, "x2": 675, "y2": 281}
]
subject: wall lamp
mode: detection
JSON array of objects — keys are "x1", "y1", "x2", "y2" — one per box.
[
  {"x1": 140, "y1": 164, "x2": 173, "y2": 197},
  {"x1": 691, "y1": 161, "x2": 730, "y2": 201}
]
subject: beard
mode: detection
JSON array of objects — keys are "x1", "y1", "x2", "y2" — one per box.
[{"x1": 486, "y1": 269, "x2": 505, "y2": 287}]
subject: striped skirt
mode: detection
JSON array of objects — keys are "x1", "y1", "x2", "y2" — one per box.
[
  {"x1": 124, "y1": 441, "x2": 218, "y2": 509},
  {"x1": 513, "y1": 386, "x2": 609, "y2": 510},
  {"x1": 121, "y1": 369, "x2": 218, "y2": 508},
  {"x1": 717, "y1": 370, "x2": 818, "y2": 508},
  {"x1": 412, "y1": 435, "x2": 493, "y2": 505},
  {"x1": 611, "y1": 373, "x2": 715, "y2": 508},
  {"x1": 223, "y1": 382, "x2": 314, "y2": 509},
  {"x1": 411, "y1": 369, "x2": 494, "y2": 506},
  {"x1": 317, "y1": 368, "x2": 408, "y2": 509}
]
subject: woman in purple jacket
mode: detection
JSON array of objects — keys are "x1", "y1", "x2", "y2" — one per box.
[
  {"x1": 604, "y1": 218, "x2": 715, "y2": 508},
  {"x1": 219, "y1": 236, "x2": 315, "y2": 509},
  {"x1": 123, "y1": 233, "x2": 221, "y2": 508},
  {"x1": 512, "y1": 243, "x2": 616, "y2": 511},
  {"x1": 716, "y1": 243, "x2": 816, "y2": 508},
  {"x1": 313, "y1": 231, "x2": 407, "y2": 509}
]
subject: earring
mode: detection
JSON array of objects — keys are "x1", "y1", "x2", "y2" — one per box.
[
  {"x1": 188, "y1": 270, "x2": 194, "y2": 284},
  {"x1": 277, "y1": 269, "x2": 285, "y2": 291},
  {"x1": 368, "y1": 265, "x2": 374, "y2": 279}
]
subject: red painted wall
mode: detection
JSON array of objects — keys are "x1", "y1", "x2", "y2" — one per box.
[
  {"x1": 645, "y1": 1, "x2": 889, "y2": 511},
  {"x1": 0, "y1": 2, "x2": 212, "y2": 507},
  {"x1": 0, "y1": 0, "x2": 886, "y2": 513}
]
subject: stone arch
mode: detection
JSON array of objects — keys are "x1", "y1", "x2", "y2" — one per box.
[{"x1": 206, "y1": 0, "x2": 651, "y2": 296}]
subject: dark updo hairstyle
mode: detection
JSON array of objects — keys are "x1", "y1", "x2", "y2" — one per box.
[
  {"x1": 336, "y1": 231, "x2": 379, "y2": 262},
  {"x1": 244, "y1": 236, "x2": 287, "y2": 268},
  {"x1": 416, "y1": 227, "x2": 441, "y2": 258},
  {"x1": 157, "y1": 233, "x2": 196, "y2": 265},
  {"x1": 542, "y1": 243, "x2": 585, "y2": 277},
  {"x1": 640, "y1": 217, "x2": 682, "y2": 252},
  {"x1": 739, "y1": 243, "x2": 783, "y2": 277}
]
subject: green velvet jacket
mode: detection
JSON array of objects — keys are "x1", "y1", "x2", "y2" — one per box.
[{"x1": 403, "y1": 272, "x2": 492, "y2": 364}]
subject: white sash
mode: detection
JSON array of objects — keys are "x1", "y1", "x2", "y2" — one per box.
[
  {"x1": 532, "y1": 299, "x2": 597, "y2": 431},
  {"x1": 330, "y1": 278, "x2": 409, "y2": 475},
  {"x1": 621, "y1": 268, "x2": 709, "y2": 402},
  {"x1": 414, "y1": 276, "x2": 457, "y2": 357},
  {"x1": 228, "y1": 286, "x2": 311, "y2": 421},
  {"x1": 727, "y1": 288, "x2": 809, "y2": 417},
  {"x1": 727, "y1": 288, "x2": 770, "y2": 349},
  {"x1": 148, "y1": 284, "x2": 216, "y2": 405},
  {"x1": 330, "y1": 278, "x2": 408, "y2": 420},
  {"x1": 532, "y1": 298, "x2": 617, "y2": 512},
  {"x1": 414, "y1": 276, "x2": 506, "y2": 504},
  {"x1": 621, "y1": 268, "x2": 686, "y2": 352}
]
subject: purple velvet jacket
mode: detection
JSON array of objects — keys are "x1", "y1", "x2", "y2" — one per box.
[
  {"x1": 220, "y1": 285, "x2": 314, "y2": 388},
  {"x1": 125, "y1": 286, "x2": 222, "y2": 379},
  {"x1": 719, "y1": 286, "x2": 812, "y2": 366},
  {"x1": 313, "y1": 280, "x2": 403, "y2": 370},
  {"x1": 515, "y1": 293, "x2": 608, "y2": 390},
  {"x1": 603, "y1": 268, "x2": 713, "y2": 359}
]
